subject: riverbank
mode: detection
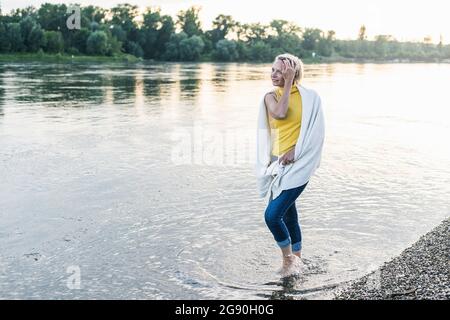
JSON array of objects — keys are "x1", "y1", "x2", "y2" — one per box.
[
  {"x1": 0, "y1": 52, "x2": 143, "y2": 63},
  {"x1": 320, "y1": 56, "x2": 450, "y2": 64},
  {"x1": 0, "y1": 53, "x2": 322, "y2": 64},
  {"x1": 1, "y1": 53, "x2": 449, "y2": 65},
  {"x1": 334, "y1": 218, "x2": 449, "y2": 300}
]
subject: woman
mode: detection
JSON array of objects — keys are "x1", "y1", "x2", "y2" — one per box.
[{"x1": 255, "y1": 53, "x2": 325, "y2": 277}]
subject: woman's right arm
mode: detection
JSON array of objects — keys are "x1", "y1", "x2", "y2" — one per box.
[
  {"x1": 264, "y1": 60, "x2": 296, "y2": 120},
  {"x1": 264, "y1": 88, "x2": 291, "y2": 120}
]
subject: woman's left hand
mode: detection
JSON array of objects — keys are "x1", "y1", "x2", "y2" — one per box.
[{"x1": 279, "y1": 148, "x2": 295, "y2": 165}]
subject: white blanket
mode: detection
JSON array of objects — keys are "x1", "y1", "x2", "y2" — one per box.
[{"x1": 255, "y1": 84, "x2": 325, "y2": 201}]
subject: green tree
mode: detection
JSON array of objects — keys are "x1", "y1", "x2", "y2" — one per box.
[
  {"x1": 438, "y1": 35, "x2": 443, "y2": 49},
  {"x1": 162, "y1": 32, "x2": 204, "y2": 61},
  {"x1": 89, "y1": 21, "x2": 100, "y2": 32},
  {"x1": 266, "y1": 19, "x2": 303, "y2": 58},
  {"x1": 358, "y1": 25, "x2": 367, "y2": 41},
  {"x1": 82, "y1": 5, "x2": 106, "y2": 24},
  {"x1": 235, "y1": 40, "x2": 250, "y2": 61},
  {"x1": 86, "y1": 30, "x2": 108, "y2": 55},
  {"x1": 302, "y1": 28, "x2": 321, "y2": 51},
  {"x1": 247, "y1": 23, "x2": 267, "y2": 43},
  {"x1": 234, "y1": 22, "x2": 250, "y2": 41},
  {"x1": 317, "y1": 38, "x2": 332, "y2": 57},
  {"x1": 317, "y1": 30, "x2": 335, "y2": 57},
  {"x1": 213, "y1": 39, "x2": 238, "y2": 61},
  {"x1": 270, "y1": 20, "x2": 301, "y2": 37},
  {"x1": 20, "y1": 16, "x2": 45, "y2": 52},
  {"x1": 179, "y1": 35, "x2": 204, "y2": 61},
  {"x1": 0, "y1": 22, "x2": 11, "y2": 52},
  {"x1": 71, "y1": 28, "x2": 91, "y2": 54},
  {"x1": 37, "y1": 3, "x2": 73, "y2": 51},
  {"x1": 248, "y1": 40, "x2": 272, "y2": 62},
  {"x1": 155, "y1": 15, "x2": 175, "y2": 58},
  {"x1": 355, "y1": 39, "x2": 371, "y2": 58},
  {"x1": 110, "y1": 3, "x2": 139, "y2": 52},
  {"x1": 209, "y1": 14, "x2": 236, "y2": 44},
  {"x1": 177, "y1": 6, "x2": 202, "y2": 37},
  {"x1": 106, "y1": 35, "x2": 122, "y2": 56},
  {"x1": 437, "y1": 34, "x2": 444, "y2": 58},
  {"x1": 110, "y1": 25, "x2": 127, "y2": 42},
  {"x1": 9, "y1": 6, "x2": 38, "y2": 21},
  {"x1": 43, "y1": 30, "x2": 64, "y2": 53},
  {"x1": 6, "y1": 23, "x2": 25, "y2": 52},
  {"x1": 141, "y1": 12, "x2": 175, "y2": 59},
  {"x1": 125, "y1": 41, "x2": 143, "y2": 57},
  {"x1": 139, "y1": 7, "x2": 161, "y2": 59},
  {"x1": 374, "y1": 35, "x2": 394, "y2": 58},
  {"x1": 162, "y1": 32, "x2": 188, "y2": 61},
  {"x1": 110, "y1": 3, "x2": 139, "y2": 34},
  {"x1": 37, "y1": 3, "x2": 67, "y2": 32},
  {"x1": 2, "y1": 2, "x2": 448, "y2": 62},
  {"x1": 267, "y1": 33, "x2": 303, "y2": 58},
  {"x1": 327, "y1": 30, "x2": 336, "y2": 41},
  {"x1": 270, "y1": 19, "x2": 289, "y2": 36}
]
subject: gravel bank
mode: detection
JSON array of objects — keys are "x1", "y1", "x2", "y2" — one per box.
[{"x1": 334, "y1": 218, "x2": 449, "y2": 300}]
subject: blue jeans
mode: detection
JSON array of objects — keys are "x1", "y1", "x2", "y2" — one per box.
[{"x1": 264, "y1": 182, "x2": 308, "y2": 252}]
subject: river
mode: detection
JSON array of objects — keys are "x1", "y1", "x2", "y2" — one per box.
[{"x1": 0, "y1": 62, "x2": 449, "y2": 299}]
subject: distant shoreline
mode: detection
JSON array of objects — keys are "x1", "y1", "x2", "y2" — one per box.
[
  {"x1": 0, "y1": 53, "x2": 143, "y2": 63},
  {"x1": 334, "y1": 218, "x2": 449, "y2": 300},
  {"x1": 1, "y1": 53, "x2": 450, "y2": 65}
]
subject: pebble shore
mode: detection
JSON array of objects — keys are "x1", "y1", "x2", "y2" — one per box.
[{"x1": 334, "y1": 218, "x2": 449, "y2": 300}]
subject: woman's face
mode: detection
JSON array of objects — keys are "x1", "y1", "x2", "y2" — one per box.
[{"x1": 271, "y1": 59, "x2": 285, "y2": 87}]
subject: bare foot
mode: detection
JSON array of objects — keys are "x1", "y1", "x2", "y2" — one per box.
[
  {"x1": 277, "y1": 254, "x2": 302, "y2": 277},
  {"x1": 293, "y1": 251, "x2": 301, "y2": 259}
]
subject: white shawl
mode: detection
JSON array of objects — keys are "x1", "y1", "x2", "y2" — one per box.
[{"x1": 255, "y1": 84, "x2": 325, "y2": 201}]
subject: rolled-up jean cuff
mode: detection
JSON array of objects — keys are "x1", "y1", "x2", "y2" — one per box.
[
  {"x1": 292, "y1": 242, "x2": 302, "y2": 252},
  {"x1": 277, "y1": 238, "x2": 291, "y2": 248}
]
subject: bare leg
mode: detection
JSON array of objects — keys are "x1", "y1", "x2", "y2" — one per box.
[
  {"x1": 281, "y1": 245, "x2": 292, "y2": 257},
  {"x1": 278, "y1": 246, "x2": 301, "y2": 277}
]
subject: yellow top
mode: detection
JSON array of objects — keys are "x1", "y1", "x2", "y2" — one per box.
[{"x1": 268, "y1": 85, "x2": 302, "y2": 156}]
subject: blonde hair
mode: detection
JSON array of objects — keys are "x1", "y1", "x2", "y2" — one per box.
[{"x1": 274, "y1": 53, "x2": 304, "y2": 84}]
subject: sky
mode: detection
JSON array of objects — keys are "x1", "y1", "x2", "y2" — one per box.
[{"x1": 2, "y1": 0, "x2": 450, "y2": 43}]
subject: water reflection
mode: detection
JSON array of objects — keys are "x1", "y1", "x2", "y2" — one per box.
[
  {"x1": 307, "y1": 63, "x2": 337, "y2": 80},
  {"x1": 143, "y1": 79, "x2": 175, "y2": 98},
  {"x1": 210, "y1": 63, "x2": 230, "y2": 88},
  {"x1": 111, "y1": 73, "x2": 136, "y2": 104},
  {"x1": 179, "y1": 65, "x2": 201, "y2": 99},
  {"x1": 11, "y1": 64, "x2": 106, "y2": 106},
  {"x1": 0, "y1": 66, "x2": 4, "y2": 115}
]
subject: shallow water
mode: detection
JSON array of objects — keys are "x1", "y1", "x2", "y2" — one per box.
[{"x1": 0, "y1": 62, "x2": 449, "y2": 299}]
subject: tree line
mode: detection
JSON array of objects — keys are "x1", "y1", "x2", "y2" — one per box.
[{"x1": 1, "y1": 3, "x2": 449, "y2": 62}]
